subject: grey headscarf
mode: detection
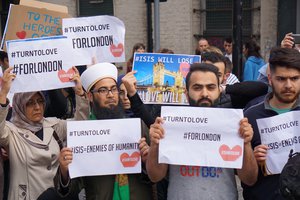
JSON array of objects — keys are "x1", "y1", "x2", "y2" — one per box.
[{"x1": 10, "y1": 92, "x2": 45, "y2": 133}]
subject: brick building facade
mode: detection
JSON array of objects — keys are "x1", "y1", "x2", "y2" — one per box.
[{"x1": 1, "y1": 0, "x2": 300, "y2": 69}]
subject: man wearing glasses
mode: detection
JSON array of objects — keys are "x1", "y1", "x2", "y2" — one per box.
[{"x1": 55, "y1": 62, "x2": 153, "y2": 200}]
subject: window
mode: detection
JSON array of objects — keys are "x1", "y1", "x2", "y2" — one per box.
[
  {"x1": 277, "y1": 0, "x2": 297, "y2": 44},
  {"x1": 204, "y1": 0, "x2": 252, "y2": 36},
  {"x1": 194, "y1": 0, "x2": 254, "y2": 50},
  {"x1": 79, "y1": 0, "x2": 113, "y2": 16}
]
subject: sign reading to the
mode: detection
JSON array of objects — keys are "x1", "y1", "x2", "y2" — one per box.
[{"x1": 1, "y1": 4, "x2": 69, "y2": 49}]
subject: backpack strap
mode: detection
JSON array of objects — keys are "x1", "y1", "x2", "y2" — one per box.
[
  {"x1": 53, "y1": 131, "x2": 63, "y2": 150},
  {"x1": 288, "y1": 149, "x2": 300, "y2": 159}
]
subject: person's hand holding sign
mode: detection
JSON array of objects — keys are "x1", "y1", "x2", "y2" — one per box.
[
  {"x1": 238, "y1": 117, "x2": 268, "y2": 164},
  {"x1": 0, "y1": 67, "x2": 16, "y2": 104},
  {"x1": 149, "y1": 117, "x2": 165, "y2": 145},
  {"x1": 139, "y1": 137, "x2": 149, "y2": 162},
  {"x1": 59, "y1": 147, "x2": 73, "y2": 185},
  {"x1": 253, "y1": 144, "x2": 268, "y2": 164},
  {"x1": 239, "y1": 118, "x2": 253, "y2": 144},
  {"x1": 237, "y1": 117, "x2": 258, "y2": 186},
  {"x1": 147, "y1": 117, "x2": 168, "y2": 182},
  {"x1": 69, "y1": 66, "x2": 85, "y2": 97}
]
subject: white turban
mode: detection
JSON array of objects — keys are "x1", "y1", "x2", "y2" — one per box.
[{"x1": 81, "y1": 63, "x2": 118, "y2": 92}]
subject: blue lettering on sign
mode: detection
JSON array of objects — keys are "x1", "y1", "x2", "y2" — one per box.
[
  {"x1": 22, "y1": 11, "x2": 62, "y2": 38},
  {"x1": 180, "y1": 165, "x2": 223, "y2": 178}
]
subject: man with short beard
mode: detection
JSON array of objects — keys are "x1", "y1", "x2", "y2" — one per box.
[
  {"x1": 242, "y1": 47, "x2": 300, "y2": 200},
  {"x1": 55, "y1": 63, "x2": 153, "y2": 200},
  {"x1": 146, "y1": 63, "x2": 258, "y2": 200},
  {"x1": 201, "y1": 51, "x2": 268, "y2": 108}
]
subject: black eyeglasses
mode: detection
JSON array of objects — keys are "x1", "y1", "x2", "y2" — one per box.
[
  {"x1": 91, "y1": 86, "x2": 119, "y2": 95},
  {"x1": 26, "y1": 99, "x2": 45, "y2": 107}
]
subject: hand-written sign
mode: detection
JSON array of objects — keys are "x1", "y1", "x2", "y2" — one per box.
[
  {"x1": 6, "y1": 36, "x2": 89, "y2": 93},
  {"x1": 257, "y1": 111, "x2": 300, "y2": 174},
  {"x1": 159, "y1": 106, "x2": 244, "y2": 169},
  {"x1": 67, "y1": 118, "x2": 142, "y2": 178},
  {"x1": 133, "y1": 53, "x2": 201, "y2": 105},
  {"x1": 1, "y1": 4, "x2": 69, "y2": 50},
  {"x1": 63, "y1": 15, "x2": 125, "y2": 65}
]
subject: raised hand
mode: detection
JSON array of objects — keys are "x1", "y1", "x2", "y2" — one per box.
[
  {"x1": 69, "y1": 67, "x2": 85, "y2": 96},
  {"x1": 281, "y1": 33, "x2": 294, "y2": 49},
  {"x1": 239, "y1": 118, "x2": 253, "y2": 144},
  {"x1": 149, "y1": 117, "x2": 165, "y2": 146},
  {"x1": 122, "y1": 71, "x2": 137, "y2": 97},
  {"x1": 0, "y1": 67, "x2": 16, "y2": 104}
]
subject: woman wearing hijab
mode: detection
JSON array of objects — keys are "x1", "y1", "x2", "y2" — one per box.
[{"x1": 0, "y1": 67, "x2": 88, "y2": 200}]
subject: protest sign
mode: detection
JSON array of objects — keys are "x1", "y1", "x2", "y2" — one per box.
[
  {"x1": 133, "y1": 53, "x2": 201, "y2": 105},
  {"x1": 159, "y1": 106, "x2": 244, "y2": 168},
  {"x1": 62, "y1": 15, "x2": 125, "y2": 65},
  {"x1": 6, "y1": 36, "x2": 89, "y2": 93},
  {"x1": 1, "y1": 2, "x2": 69, "y2": 50},
  {"x1": 67, "y1": 118, "x2": 142, "y2": 178},
  {"x1": 257, "y1": 111, "x2": 300, "y2": 174}
]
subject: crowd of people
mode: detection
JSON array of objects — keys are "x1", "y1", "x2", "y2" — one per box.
[{"x1": 0, "y1": 32, "x2": 299, "y2": 200}]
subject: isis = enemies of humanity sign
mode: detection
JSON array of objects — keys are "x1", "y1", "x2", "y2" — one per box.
[
  {"x1": 67, "y1": 118, "x2": 142, "y2": 178},
  {"x1": 257, "y1": 111, "x2": 300, "y2": 174}
]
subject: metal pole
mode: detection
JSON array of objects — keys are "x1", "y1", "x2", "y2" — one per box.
[
  {"x1": 146, "y1": 0, "x2": 153, "y2": 52},
  {"x1": 154, "y1": 0, "x2": 160, "y2": 52},
  {"x1": 232, "y1": 0, "x2": 243, "y2": 80}
]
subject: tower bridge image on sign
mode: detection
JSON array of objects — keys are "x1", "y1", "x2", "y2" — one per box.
[{"x1": 137, "y1": 61, "x2": 187, "y2": 104}]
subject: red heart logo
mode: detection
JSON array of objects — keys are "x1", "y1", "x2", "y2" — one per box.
[
  {"x1": 16, "y1": 31, "x2": 26, "y2": 39},
  {"x1": 219, "y1": 144, "x2": 242, "y2": 161},
  {"x1": 58, "y1": 68, "x2": 75, "y2": 82},
  {"x1": 110, "y1": 43, "x2": 124, "y2": 57},
  {"x1": 120, "y1": 151, "x2": 140, "y2": 167},
  {"x1": 179, "y1": 62, "x2": 190, "y2": 78}
]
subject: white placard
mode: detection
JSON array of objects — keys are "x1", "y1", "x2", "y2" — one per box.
[
  {"x1": 159, "y1": 106, "x2": 244, "y2": 169},
  {"x1": 67, "y1": 118, "x2": 141, "y2": 178},
  {"x1": 63, "y1": 15, "x2": 125, "y2": 64},
  {"x1": 6, "y1": 36, "x2": 89, "y2": 93},
  {"x1": 257, "y1": 111, "x2": 300, "y2": 174}
]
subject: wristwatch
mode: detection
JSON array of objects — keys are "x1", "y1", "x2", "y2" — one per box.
[{"x1": 0, "y1": 99, "x2": 9, "y2": 107}]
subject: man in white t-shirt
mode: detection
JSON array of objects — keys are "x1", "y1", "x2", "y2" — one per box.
[{"x1": 146, "y1": 63, "x2": 258, "y2": 200}]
